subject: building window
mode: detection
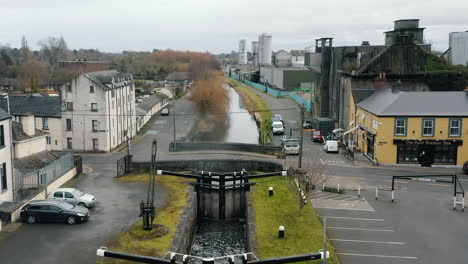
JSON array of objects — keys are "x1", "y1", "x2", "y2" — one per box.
[
  {"x1": 90, "y1": 85, "x2": 95, "y2": 93},
  {"x1": 91, "y1": 103, "x2": 98, "y2": 112},
  {"x1": 394, "y1": 118, "x2": 407, "y2": 136},
  {"x1": 66, "y1": 102, "x2": 73, "y2": 111},
  {"x1": 422, "y1": 118, "x2": 434, "y2": 137},
  {"x1": 397, "y1": 141, "x2": 419, "y2": 163},
  {"x1": 46, "y1": 136, "x2": 51, "y2": 145},
  {"x1": 67, "y1": 137, "x2": 72, "y2": 149},
  {"x1": 66, "y1": 119, "x2": 72, "y2": 131},
  {"x1": 55, "y1": 140, "x2": 58, "y2": 145},
  {"x1": 93, "y1": 139, "x2": 98, "y2": 150},
  {"x1": 1, "y1": 163, "x2": 7, "y2": 190},
  {"x1": 0, "y1": 125, "x2": 4, "y2": 148},
  {"x1": 42, "y1": 117, "x2": 49, "y2": 129},
  {"x1": 67, "y1": 84, "x2": 72, "y2": 92},
  {"x1": 111, "y1": 90, "x2": 115, "y2": 97},
  {"x1": 372, "y1": 119, "x2": 378, "y2": 130},
  {"x1": 449, "y1": 118, "x2": 462, "y2": 137},
  {"x1": 92, "y1": 120, "x2": 98, "y2": 132}
]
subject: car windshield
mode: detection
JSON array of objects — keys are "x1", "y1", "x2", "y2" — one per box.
[
  {"x1": 59, "y1": 202, "x2": 75, "y2": 210},
  {"x1": 313, "y1": 131, "x2": 321, "y2": 135},
  {"x1": 273, "y1": 124, "x2": 283, "y2": 128},
  {"x1": 285, "y1": 141, "x2": 299, "y2": 147},
  {"x1": 71, "y1": 190, "x2": 85, "y2": 197}
]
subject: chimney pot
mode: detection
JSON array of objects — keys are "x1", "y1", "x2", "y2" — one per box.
[{"x1": 23, "y1": 112, "x2": 35, "y2": 136}]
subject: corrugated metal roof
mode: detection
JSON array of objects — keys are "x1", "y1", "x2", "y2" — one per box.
[{"x1": 357, "y1": 88, "x2": 468, "y2": 116}]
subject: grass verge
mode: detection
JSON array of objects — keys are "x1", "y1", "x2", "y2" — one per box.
[
  {"x1": 100, "y1": 174, "x2": 193, "y2": 263},
  {"x1": 226, "y1": 77, "x2": 272, "y2": 144},
  {"x1": 251, "y1": 176, "x2": 339, "y2": 264}
]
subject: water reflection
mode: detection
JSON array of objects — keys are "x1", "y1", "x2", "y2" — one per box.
[
  {"x1": 224, "y1": 87, "x2": 259, "y2": 144},
  {"x1": 189, "y1": 220, "x2": 246, "y2": 264}
]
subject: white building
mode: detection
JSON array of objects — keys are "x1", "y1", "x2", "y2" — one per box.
[
  {"x1": 0, "y1": 108, "x2": 13, "y2": 204},
  {"x1": 0, "y1": 95, "x2": 63, "y2": 151},
  {"x1": 60, "y1": 70, "x2": 136, "y2": 152},
  {"x1": 449, "y1": 31, "x2": 468, "y2": 66}
]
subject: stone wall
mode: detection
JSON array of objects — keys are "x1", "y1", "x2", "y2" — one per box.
[
  {"x1": 169, "y1": 189, "x2": 197, "y2": 254},
  {"x1": 245, "y1": 191, "x2": 257, "y2": 255}
]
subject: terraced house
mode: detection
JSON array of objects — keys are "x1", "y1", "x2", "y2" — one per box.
[{"x1": 350, "y1": 87, "x2": 467, "y2": 167}]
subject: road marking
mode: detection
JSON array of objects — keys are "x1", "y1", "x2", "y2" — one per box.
[
  {"x1": 330, "y1": 239, "x2": 404, "y2": 245},
  {"x1": 331, "y1": 176, "x2": 366, "y2": 180},
  {"x1": 314, "y1": 193, "x2": 343, "y2": 199},
  {"x1": 328, "y1": 227, "x2": 394, "y2": 232},
  {"x1": 320, "y1": 158, "x2": 325, "y2": 164},
  {"x1": 313, "y1": 206, "x2": 375, "y2": 211},
  {"x1": 427, "y1": 183, "x2": 450, "y2": 187},
  {"x1": 336, "y1": 253, "x2": 417, "y2": 259},
  {"x1": 321, "y1": 216, "x2": 384, "y2": 221},
  {"x1": 384, "y1": 180, "x2": 408, "y2": 183}
]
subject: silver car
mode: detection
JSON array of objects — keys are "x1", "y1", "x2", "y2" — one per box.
[{"x1": 48, "y1": 188, "x2": 96, "y2": 207}]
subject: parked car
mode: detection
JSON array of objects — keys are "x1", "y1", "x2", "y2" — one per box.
[
  {"x1": 323, "y1": 140, "x2": 339, "y2": 153},
  {"x1": 161, "y1": 108, "x2": 169, "y2": 116},
  {"x1": 463, "y1": 161, "x2": 468, "y2": 174},
  {"x1": 283, "y1": 139, "x2": 299, "y2": 155},
  {"x1": 311, "y1": 129, "x2": 322, "y2": 142},
  {"x1": 20, "y1": 200, "x2": 90, "y2": 225},
  {"x1": 48, "y1": 188, "x2": 96, "y2": 207},
  {"x1": 303, "y1": 120, "x2": 312, "y2": 129},
  {"x1": 271, "y1": 114, "x2": 283, "y2": 124},
  {"x1": 272, "y1": 121, "x2": 285, "y2": 135}
]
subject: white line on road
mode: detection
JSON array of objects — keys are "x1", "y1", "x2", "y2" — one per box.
[
  {"x1": 321, "y1": 216, "x2": 384, "y2": 221},
  {"x1": 320, "y1": 158, "x2": 325, "y2": 164},
  {"x1": 330, "y1": 239, "x2": 405, "y2": 245},
  {"x1": 328, "y1": 227, "x2": 394, "y2": 232},
  {"x1": 337, "y1": 253, "x2": 417, "y2": 259}
]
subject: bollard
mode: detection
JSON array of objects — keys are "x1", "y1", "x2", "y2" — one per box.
[
  {"x1": 453, "y1": 196, "x2": 457, "y2": 210},
  {"x1": 375, "y1": 188, "x2": 378, "y2": 200},
  {"x1": 278, "y1": 225, "x2": 285, "y2": 238},
  {"x1": 170, "y1": 253, "x2": 176, "y2": 264},
  {"x1": 183, "y1": 255, "x2": 189, "y2": 264},
  {"x1": 463, "y1": 197, "x2": 465, "y2": 212},
  {"x1": 242, "y1": 254, "x2": 248, "y2": 264},
  {"x1": 269, "y1": 187, "x2": 274, "y2": 196},
  {"x1": 391, "y1": 191, "x2": 394, "y2": 203},
  {"x1": 227, "y1": 256, "x2": 235, "y2": 264},
  {"x1": 202, "y1": 258, "x2": 215, "y2": 264},
  {"x1": 322, "y1": 183, "x2": 325, "y2": 191},
  {"x1": 358, "y1": 185, "x2": 361, "y2": 197},
  {"x1": 337, "y1": 184, "x2": 340, "y2": 192}
]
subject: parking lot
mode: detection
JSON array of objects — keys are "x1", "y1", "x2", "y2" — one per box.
[{"x1": 312, "y1": 176, "x2": 468, "y2": 264}]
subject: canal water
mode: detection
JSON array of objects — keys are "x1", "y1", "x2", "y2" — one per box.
[
  {"x1": 224, "y1": 87, "x2": 259, "y2": 144},
  {"x1": 189, "y1": 220, "x2": 246, "y2": 264}
]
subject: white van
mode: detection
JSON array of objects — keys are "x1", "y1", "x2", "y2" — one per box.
[
  {"x1": 272, "y1": 121, "x2": 284, "y2": 135},
  {"x1": 283, "y1": 139, "x2": 299, "y2": 155},
  {"x1": 324, "y1": 140, "x2": 339, "y2": 153}
]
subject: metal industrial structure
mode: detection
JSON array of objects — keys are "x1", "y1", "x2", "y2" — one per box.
[
  {"x1": 258, "y1": 33, "x2": 272, "y2": 66},
  {"x1": 251, "y1": 41, "x2": 259, "y2": 66},
  {"x1": 449, "y1": 31, "x2": 468, "y2": 66},
  {"x1": 140, "y1": 139, "x2": 157, "y2": 230},
  {"x1": 238, "y1": 39, "x2": 247, "y2": 65}
]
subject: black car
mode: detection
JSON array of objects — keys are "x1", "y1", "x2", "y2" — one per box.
[
  {"x1": 20, "y1": 200, "x2": 90, "y2": 225},
  {"x1": 463, "y1": 161, "x2": 468, "y2": 174}
]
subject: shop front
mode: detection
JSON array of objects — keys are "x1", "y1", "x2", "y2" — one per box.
[{"x1": 393, "y1": 139, "x2": 463, "y2": 167}]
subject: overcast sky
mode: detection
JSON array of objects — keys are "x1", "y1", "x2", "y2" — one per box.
[{"x1": 1, "y1": 0, "x2": 467, "y2": 54}]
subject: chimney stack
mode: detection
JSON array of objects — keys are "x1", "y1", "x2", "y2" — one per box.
[{"x1": 23, "y1": 112, "x2": 35, "y2": 136}]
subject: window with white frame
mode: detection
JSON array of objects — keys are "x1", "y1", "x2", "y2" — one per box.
[
  {"x1": 1, "y1": 162, "x2": 7, "y2": 190},
  {"x1": 46, "y1": 136, "x2": 51, "y2": 145},
  {"x1": 91, "y1": 103, "x2": 98, "y2": 112},
  {"x1": 66, "y1": 102, "x2": 73, "y2": 111},
  {"x1": 92, "y1": 120, "x2": 98, "y2": 132},
  {"x1": 422, "y1": 118, "x2": 434, "y2": 136},
  {"x1": 372, "y1": 119, "x2": 378, "y2": 130},
  {"x1": 42, "y1": 117, "x2": 48, "y2": 129},
  {"x1": 449, "y1": 118, "x2": 461, "y2": 137},
  {"x1": 0, "y1": 125, "x2": 4, "y2": 147},
  {"x1": 93, "y1": 139, "x2": 98, "y2": 150},
  {"x1": 395, "y1": 118, "x2": 407, "y2": 136}
]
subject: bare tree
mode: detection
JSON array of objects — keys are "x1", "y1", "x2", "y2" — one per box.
[
  {"x1": 38, "y1": 36, "x2": 69, "y2": 71},
  {"x1": 20, "y1": 35, "x2": 31, "y2": 63}
]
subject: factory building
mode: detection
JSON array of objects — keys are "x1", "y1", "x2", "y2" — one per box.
[{"x1": 448, "y1": 31, "x2": 468, "y2": 66}]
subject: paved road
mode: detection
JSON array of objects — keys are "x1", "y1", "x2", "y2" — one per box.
[{"x1": 0, "y1": 154, "x2": 168, "y2": 264}]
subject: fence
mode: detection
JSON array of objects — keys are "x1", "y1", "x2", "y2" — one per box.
[
  {"x1": 226, "y1": 75, "x2": 313, "y2": 112},
  {"x1": 14, "y1": 152, "x2": 74, "y2": 199}
]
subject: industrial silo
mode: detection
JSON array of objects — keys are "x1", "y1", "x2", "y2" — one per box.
[
  {"x1": 449, "y1": 31, "x2": 468, "y2": 66},
  {"x1": 258, "y1": 33, "x2": 272, "y2": 66},
  {"x1": 252, "y1": 41, "x2": 259, "y2": 66},
  {"x1": 238, "y1": 39, "x2": 247, "y2": 65}
]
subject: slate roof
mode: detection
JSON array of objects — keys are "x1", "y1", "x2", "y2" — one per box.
[
  {"x1": 11, "y1": 121, "x2": 48, "y2": 142},
  {"x1": 0, "y1": 95, "x2": 61, "y2": 118},
  {"x1": 0, "y1": 108, "x2": 10, "y2": 121},
  {"x1": 356, "y1": 87, "x2": 468, "y2": 116},
  {"x1": 14, "y1": 151, "x2": 66, "y2": 170},
  {"x1": 137, "y1": 93, "x2": 169, "y2": 112},
  {"x1": 85, "y1": 70, "x2": 133, "y2": 89}
]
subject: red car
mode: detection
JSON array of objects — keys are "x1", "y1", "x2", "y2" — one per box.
[{"x1": 311, "y1": 129, "x2": 322, "y2": 142}]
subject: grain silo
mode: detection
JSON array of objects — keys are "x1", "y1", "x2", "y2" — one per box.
[
  {"x1": 251, "y1": 41, "x2": 259, "y2": 66},
  {"x1": 449, "y1": 31, "x2": 468, "y2": 66},
  {"x1": 238, "y1": 39, "x2": 247, "y2": 65},
  {"x1": 258, "y1": 33, "x2": 272, "y2": 66}
]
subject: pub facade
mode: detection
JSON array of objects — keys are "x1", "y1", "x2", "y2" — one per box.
[{"x1": 351, "y1": 88, "x2": 467, "y2": 167}]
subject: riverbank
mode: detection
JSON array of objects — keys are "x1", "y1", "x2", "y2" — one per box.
[
  {"x1": 251, "y1": 176, "x2": 339, "y2": 264},
  {"x1": 226, "y1": 77, "x2": 272, "y2": 144},
  {"x1": 99, "y1": 174, "x2": 193, "y2": 263}
]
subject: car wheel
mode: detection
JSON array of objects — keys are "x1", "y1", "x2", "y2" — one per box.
[
  {"x1": 67, "y1": 216, "x2": 77, "y2": 225},
  {"x1": 27, "y1": 215, "x2": 37, "y2": 224},
  {"x1": 78, "y1": 202, "x2": 86, "y2": 207}
]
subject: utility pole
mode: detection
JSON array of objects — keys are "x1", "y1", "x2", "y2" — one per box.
[
  {"x1": 172, "y1": 90, "x2": 176, "y2": 151},
  {"x1": 323, "y1": 216, "x2": 327, "y2": 264},
  {"x1": 298, "y1": 107, "x2": 304, "y2": 168}
]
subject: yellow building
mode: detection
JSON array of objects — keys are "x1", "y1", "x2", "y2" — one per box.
[{"x1": 348, "y1": 88, "x2": 467, "y2": 167}]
